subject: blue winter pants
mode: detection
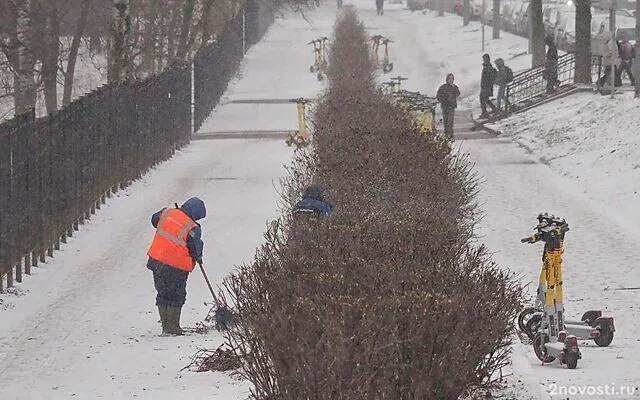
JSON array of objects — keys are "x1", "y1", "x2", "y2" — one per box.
[{"x1": 152, "y1": 263, "x2": 189, "y2": 307}]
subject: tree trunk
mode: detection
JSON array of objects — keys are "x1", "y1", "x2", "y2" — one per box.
[
  {"x1": 438, "y1": 0, "x2": 445, "y2": 16},
  {"x1": 63, "y1": 0, "x2": 89, "y2": 106},
  {"x1": 190, "y1": 0, "x2": 216, "y2": 49},
  {"x1": 175, "y1": 0, "x2": 197, "y2": 61},
  {"x1": 107, "y1": 0, "x2": 131, "y2": 83},
  {"x1": 635, "y1": 0, "x2": 640, "y2": 97},
  {"x1": 530, "y1": 0, "x2": 545, "y2": 67},
  {"x1": 139, "y1": 0, "x2": 159, "y2": 76},
  {"x1": 463, "y1": 0, "x2": 470, "y2": 25},
  {"x1": 16, "y1": 0, "x2": 36, "y2": 116},
  {"x1": 492, "y1": 0, "x2": 500, "y2": 39},
  {"x1": 574, "y1": 0, "x2": 592, "y2": 84},
  {"x1": 166, "y1": 9, "x2": 181, "y2": 64},
  {"x1": 42, "y1": 0, "x2": 60, "y2": 115}
]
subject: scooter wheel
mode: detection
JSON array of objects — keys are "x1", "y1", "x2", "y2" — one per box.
[
  {"x1": 533, "y1": 332, "x2": 555, "y2": 363},
  {"x1": 317, "y1": 72, "x2": 324, "y2": 81},
  {"x1": 565, "y1": 353, "x2": 579, "y2": 369},
  {"x1": 518, "y1": 307, "x2": 536, "y2": 332},
  {"x1": 594, "y1": 330, "x2": 614, "y2": 347},
  {"x1": 524, "y1": 313, "x2": 542, "y2": 341}
]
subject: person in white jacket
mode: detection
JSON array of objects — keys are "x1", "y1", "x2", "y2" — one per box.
[{"x1": 596, "y1": 29, "x2": 621, "y2": 88}]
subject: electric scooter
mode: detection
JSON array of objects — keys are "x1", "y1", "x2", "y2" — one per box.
[
  {"x1": 309, "y1": 39, "x2": 322, "y2": 74},
  {"x1": 518, "y1": 214, "x2": 615, "y2": 348},
  {"x1": 285, "y1": 97, "x2": 312, "y2": 148},
  {"x1": 520, "y1": 213, "x2": 581, "y2": 369},
  {"x1": 380, "y1": 38, "x2": 393, "y2": 73}
]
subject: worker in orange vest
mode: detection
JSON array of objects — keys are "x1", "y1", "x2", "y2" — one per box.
[{"x1": 146, "y1": 197, "x2": 206, "y2": 335}]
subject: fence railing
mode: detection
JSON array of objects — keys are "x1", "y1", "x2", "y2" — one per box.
[
  {"x1": 505, "y1": 54, "x2": 602, "y2": 112},
  {"x1": 0, "y1": 0, "x2": 276, "y2": 291}
]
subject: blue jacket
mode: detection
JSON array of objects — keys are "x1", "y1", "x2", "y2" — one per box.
[
  {"x1": 292, "y1": 185, "x2": 333, "y2": 219},
  {"x1": 147, "y1": 197, "x2": 206, "y2": 270}
]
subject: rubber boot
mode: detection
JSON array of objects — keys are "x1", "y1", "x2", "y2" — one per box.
[
  {"x1": 157, "y1": 304, "x2": 168, "y2": 334},
  {"x1": 165, "y1": 306, "x2": 184, "y2": 335}
]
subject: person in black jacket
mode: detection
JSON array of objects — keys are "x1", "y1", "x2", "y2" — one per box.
[
  {"x1": 436, "y1": 73, "x2": 461, "y2": 138},
  {"x1": 479, "y1": 53, "x2": 498, "y2": 118},
  {"x1": 544, "y1": 35, "x2": 561, "y2": 94}
]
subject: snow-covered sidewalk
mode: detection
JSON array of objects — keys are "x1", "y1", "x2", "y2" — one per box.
[
  {"x1": 0, "y1": 5, "x2": 338, "y2": 400},
  {"x1": 3, "y1": 1, "x2": 640, "y2": 399},
  {"x1": 353, "y1": 2, "x2": 640, "y2": 398}
]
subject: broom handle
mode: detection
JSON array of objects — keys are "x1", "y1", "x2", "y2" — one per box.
[{"x1": 198, "y1": 261, "x2": 220, "y2": 305}]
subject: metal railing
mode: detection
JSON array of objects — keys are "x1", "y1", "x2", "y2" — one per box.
[{"x1": 505, "y1": 54, "x2": 602, "y2": 112}]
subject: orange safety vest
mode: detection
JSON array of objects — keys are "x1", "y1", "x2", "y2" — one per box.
[{"x1": 147, "y1": 208, "x2": 198, "y2": 272}]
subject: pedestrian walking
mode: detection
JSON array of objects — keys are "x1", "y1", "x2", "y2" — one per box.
[{"x1": 436, "y1": 73, "x2": 461, "y2": 138}]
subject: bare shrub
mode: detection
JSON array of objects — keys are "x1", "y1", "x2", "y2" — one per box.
[{"x1": 219, "y1": 6, "x2": 523, "y2": 400}]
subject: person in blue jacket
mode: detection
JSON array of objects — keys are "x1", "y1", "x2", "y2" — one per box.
[
  {"x1": 292, "y1": 185, "x2": 333, "y2": 219},
  {"x1": 146, "y1": 197, "x2": 206, "y2": 335}
]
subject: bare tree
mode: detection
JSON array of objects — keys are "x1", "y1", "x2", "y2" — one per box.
[
  {"x1": 492, "y1": 0, "x2": 500, "y2": 39},
  {"x1": 39, "y1": 0, "x2": 60, "y2": 115},
  {"x1": 574, "y1": 0, "x2": 592, "y2": 84},
  {"x1": 16, "y1": 0, "x2": 36, "y2": 115},
  {"x1": 62, "y1": 0, "x2": 89, "y2": 106},
  {"x1": 530, "y1": 0, "x2": 545, "y2": 67},
  {"x1": 175, "y1": 0, "x2": 197, "y2": 61},
  {"x1": 107, "y1": 0, "x2": 131, "y2": 83}
]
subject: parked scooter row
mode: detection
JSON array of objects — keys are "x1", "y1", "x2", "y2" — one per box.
[
  {"x1": 371, "y1": 35, "x2": 394, "y2": 73},
  {"x1": 380, "y1": 76, "x2": 447, "y2": 143},
  {"x1": 309, "y1": 37, "x2": 329, "y2": 81}
]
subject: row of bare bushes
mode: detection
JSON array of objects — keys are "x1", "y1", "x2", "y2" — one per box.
[{"x1": 218, "y1": 6, "x2": 524, "y2": 399}]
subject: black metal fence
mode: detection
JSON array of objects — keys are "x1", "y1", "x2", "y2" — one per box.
[
  {"x1": 0, "y1": 0, "x2": 275, "y2": 290},
  {"x1": 505, "y1": 54, "x2": 603, "y2": 112}
]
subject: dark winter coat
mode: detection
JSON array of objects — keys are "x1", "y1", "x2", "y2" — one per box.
[
  {"x1": 436, "y1": 82, "x2": 461, "y2": 110},
  {"x1": 545, "y1": 36, "x2": 558, "y2": 76},
  {"x1": 292, "y1": 185, "x2": 333, "y2": 219},
  {"x1": 481, "y1": 62, "x2": 497, "y2": 95},
  {"x1": 494, "y1": 58, "x2": 509, "y2": 86},
  {"x1": 147, "y1": 197, "x2": 206, "y2": 270}
]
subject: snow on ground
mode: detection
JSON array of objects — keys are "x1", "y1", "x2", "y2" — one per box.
[
  {"x1": 356, "y1": 1, "x2": 640, "y2": 399},
  {"x1": 0, "y1": 6, "x2": 335, "y2": 400},
  {"x1": 3, "y1": 0, "x2": 640, "y2": 399},
  {"x1": 489, "y1": 91, "x2": 640, "y2": 240}
]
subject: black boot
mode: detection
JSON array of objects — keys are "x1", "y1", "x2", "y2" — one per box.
[
  {"x1": 157, "y1": 305, "x2": 168, "y2": 333},
  {"x1": 165, "y1": 306, "x2": 184, "y2": 335}
]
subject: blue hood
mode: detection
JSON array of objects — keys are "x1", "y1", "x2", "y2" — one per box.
[
  {"x1": 303, "y1": 185, "x2": 326, "y2": 202},
  {"x1": 180, "y1": 197, "x2": 206, "y2": 220}
]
